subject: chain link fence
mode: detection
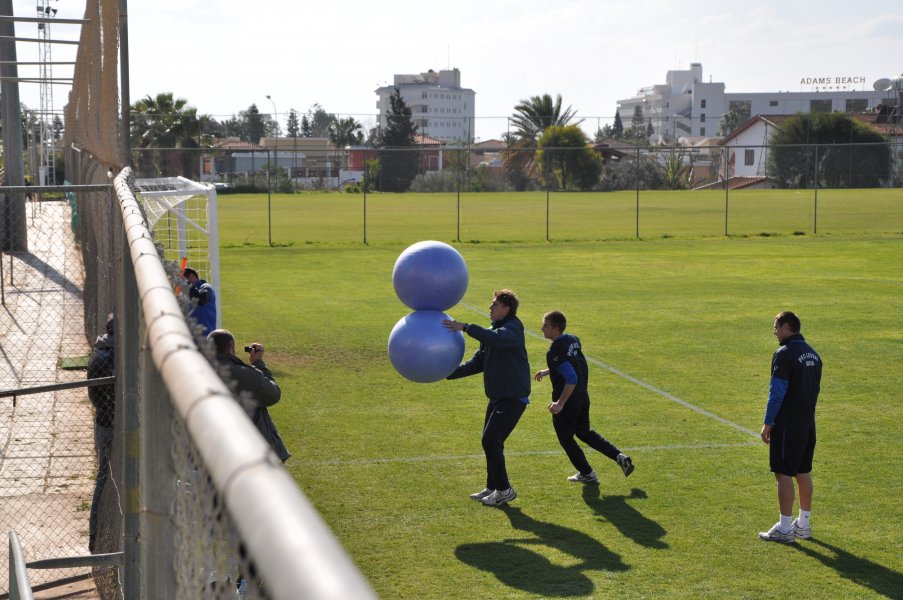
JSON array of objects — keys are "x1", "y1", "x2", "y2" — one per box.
[
  {"x1": 125, "y1": 139, "x2": 903, "y2": 244},
  {"x1": 1, "y1": 193, "x2": 113, "y2": 595}
]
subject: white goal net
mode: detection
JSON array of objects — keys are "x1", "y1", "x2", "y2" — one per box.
[{"x1": 134, "y1": 176, "x2": 221, "y2": 330}]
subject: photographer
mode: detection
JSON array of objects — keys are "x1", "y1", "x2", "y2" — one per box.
[{"x1": 207, "y1": 329, "x2": 290, "y2": 462}]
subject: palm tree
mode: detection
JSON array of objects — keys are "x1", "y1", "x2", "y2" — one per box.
[
  {"x1": 131, "y1": 92, "x2": 202, "y2": 177},
  {"x1": 505, "y1": 94, "x2": 580, "y2": 186},
  {"x1": 327, "y1": 117, "x2": 364, "y2": 148},
  {"x1": 510, "y1": 94, "x2": 578, "y2": 140}
]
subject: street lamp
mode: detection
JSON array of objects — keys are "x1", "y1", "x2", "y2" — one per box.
[{"x1": 266, "y1": 94, "x2": 280, "y2": 137}]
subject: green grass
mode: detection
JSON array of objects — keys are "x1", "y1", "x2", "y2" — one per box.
[
  {"x1": 216, "y1": 188, "x2": 903, "y2": 246},
  {"x1": 216, "y1": 198, "x2": 903, "y2": 598}
]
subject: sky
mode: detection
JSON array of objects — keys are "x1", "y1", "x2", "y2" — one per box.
[{"x1": 9, "y1": 0, "x2": 903, "y2": 142}]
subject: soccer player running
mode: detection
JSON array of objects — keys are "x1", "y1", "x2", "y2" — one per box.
[
  {"x1": 758, "y1": 311, "x2": 823, "y2": 544},
  {"x1": 534, "y1": 311, "x2": 634, "y2": 484}
]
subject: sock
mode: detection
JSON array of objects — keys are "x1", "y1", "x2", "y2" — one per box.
[
  {"x1": 797, "y1": 509, "x2": 811, "y2": 528},
  {"x1": 779, "y1": 515, "x2": 793, "y2": 533}
]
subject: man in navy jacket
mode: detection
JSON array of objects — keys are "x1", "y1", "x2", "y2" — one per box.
[
  {"x1": 534, "y1": 310, "x2": 633, "y2": 484},
  {"x1": 444, "y1": 289, "x2": 531, "y2": 507},
  {"x1": 758, "y1": 311, "x2": 822, "y2": 544}
]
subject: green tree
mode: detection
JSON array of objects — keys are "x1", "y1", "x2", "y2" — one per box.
[
  {"x1": 328, "y1": 117, "x2": 364, "y2": 147},
  {"x1": 130, "y1": 92, "x2": 203, "y2": 177},
  {"x1": 375, "y1": 88, "x2": 419, "y2": 192},
  {"x1": 627, "y1": 105, "x2": 645, "y2": 140},
  {"x1": 300, "y1": 115, "x2": 312, "y2": 137},
  {"x1": 718, "y1": 110, "x2": 746, "y2": 137},
  {"x1": 307, "y1": 103, "x2": 336, "y2": 138},
  {"x1": 286, "y1": 110, "x2": 300, "y2": 138},
  {"x1": 768, "y1": 112, "x2": 890, "y2": 188},
  {"x1": 612, "y1": 111, "x2": 624, "y2": 138},
  {"x1": 504, "y1": 93, "x2": 579, "y2": 187},
  {"x1": 536, "y1": 125, "x2": 602, "y2": 191}
]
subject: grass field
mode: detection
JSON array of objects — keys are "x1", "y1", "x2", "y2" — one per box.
[
  {"x1": 214, "y1": 193, "x2": 903, "y2": 599},
  {"x1": 215, "y1": 188, "x2": 903, "y2": 246}
]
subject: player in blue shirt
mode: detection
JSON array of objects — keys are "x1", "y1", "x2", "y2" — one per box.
[
  {"x1": 534, "y1": 311, "x2": 633, "y2": 484},
  {"x1": 758, "y1": 311, "x2": 823, "y2": 544}
]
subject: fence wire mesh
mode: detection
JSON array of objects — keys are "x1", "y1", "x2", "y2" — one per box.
[{"x1": 0, "y1": 194, "x2": 118, "y2": 596}]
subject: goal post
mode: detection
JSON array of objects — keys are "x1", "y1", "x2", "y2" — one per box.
[{"x1": 133, "y1": 176, "x2": 221, "y2": 331}]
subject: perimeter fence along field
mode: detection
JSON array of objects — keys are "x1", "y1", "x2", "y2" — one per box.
[
  {"x1": 0, "y1": 193, "x2": 112, "y2": 595},
  {"x1": 134, "y1": 141, "x2": 903, "y2": 245}
]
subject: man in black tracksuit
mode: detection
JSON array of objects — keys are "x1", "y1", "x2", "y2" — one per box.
[
  {"x1": 758, "y1": 310, "x2": 822, "y2": 544},
  {"x1": 534, "y1": 310, "x2": 634, "y2": 484},
  {"x1": 443, "y1": 289, "x2": 531, "y2": 507}
]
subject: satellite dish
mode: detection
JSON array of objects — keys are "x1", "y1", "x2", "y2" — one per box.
[
  {"x1": 873, "y1": 78, "x2": 892, "y2": 91},
  {"x1": 648, "y1": 133, "x2": 663, "y2": 145}
]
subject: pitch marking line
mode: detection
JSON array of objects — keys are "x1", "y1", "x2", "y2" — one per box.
[
  {"x1": 459, "y1": 303, "x2": 759, "y2": 438},
  {"x1": 300, "y1": 441, "x2": 760, "y2": 467}
]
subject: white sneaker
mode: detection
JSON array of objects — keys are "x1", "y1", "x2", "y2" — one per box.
[
  {"x1": 469, "y1": 487, "x2": 493, "y2": 501},
  {"x1": 791, "y1": 518, "x2": 812, "y2": 539},
  {"x1": 567, "y1": 471, "x2": 599, "y2": 483},
  {"x1": 481, "y1": 487, "x2": 517, "y2": 506},
  {"x1": 758, "y1": 523, "x2": 795, "y2": 544}
]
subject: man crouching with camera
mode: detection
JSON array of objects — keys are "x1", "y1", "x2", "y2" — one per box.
[{"x1": 207, "y1": 329, "x2": 290, "y2": 462}]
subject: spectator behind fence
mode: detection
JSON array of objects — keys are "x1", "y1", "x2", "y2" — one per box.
[
  {"x1": 207, "y1": 329, "x2": 290, "y2": 462},
  {"x1": 87, "y1": 313, "x2": 115, "y2": 553},
  {"x1": 183, "y1": 267, "x2": 217, "y2": 336}
]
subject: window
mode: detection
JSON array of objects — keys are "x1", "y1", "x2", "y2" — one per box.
[
  {"x1": 810, "y1": 99, "x2": 832, "y2": 113},
  {"x1": 744, "y1": 149, "x2": 755, "y2": 166},
  {"x1": 845, "y1": 98, "x2": 868, "y2": 112},
  {"x1": 700, "y1": 113, "x2": 706, "y2": 123},
  {"x1": 701, "y1": 99, "x2": 707, "y2": 109},
  {"x1": 700, "y1": 127, "x2": 706, "y2": 136},
  {"x1": 769, "y1": 100, "x2": 779, "y2": 107}
]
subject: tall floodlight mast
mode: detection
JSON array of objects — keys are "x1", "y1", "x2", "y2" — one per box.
[{"x1": 36, "y1": 0, "x2": 57, "y2": 185}]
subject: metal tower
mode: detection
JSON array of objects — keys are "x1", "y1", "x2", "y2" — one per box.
[{"x1": 35, "y1": 0, "x2": 57, "y2": 185}]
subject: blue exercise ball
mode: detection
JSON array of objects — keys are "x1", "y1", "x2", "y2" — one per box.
[
  {"x1": 388, "y1": 310, "x2": 465, "y2": 383},
  {"x1": 393, "y1": 241, "x2": 468, "y2": 311}
]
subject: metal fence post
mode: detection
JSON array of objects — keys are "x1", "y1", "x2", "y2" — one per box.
[
  {"x1": 814, "y1": 143, "x2": 819, "y2": 234},
  {"x1": 635, "y1": 146, "x2": 640, "y2": 239},
  {"x1": 140, "y1": 339, "x2": 177, "y2": 597},
  {"x1": 116, "y1": 196, "x2": 141, "y2": 598}
]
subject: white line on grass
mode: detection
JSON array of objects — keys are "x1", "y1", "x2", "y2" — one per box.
[
  {"x1": 300, "y1": 441, "x2": 760, "y2": 467},
  {"x1": 459, "y1": 303, "x2": 759, "y2": 438}
]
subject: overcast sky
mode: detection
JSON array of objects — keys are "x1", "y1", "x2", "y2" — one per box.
[{"x1": 10, "y1": 0, "x2": 903, "y2": 141}]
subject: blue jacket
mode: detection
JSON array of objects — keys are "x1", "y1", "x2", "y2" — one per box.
[
  {"x1": 189, "y1": 279, "x2": 217, "y2": 335},
  {"x1": 447, "y1": 315, "x2": 531, "y2": 400}
]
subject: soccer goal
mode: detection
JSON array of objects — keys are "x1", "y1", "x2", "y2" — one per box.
[{"x1": 133, "y1": 176, "x2": 221, "y2": 330}]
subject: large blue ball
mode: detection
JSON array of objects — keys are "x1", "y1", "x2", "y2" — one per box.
[
  {"x1": 388, "y1": 310, "x2": 465, "y2": 383},
  {"x1": 393, "y1": 241, "x2": 468, "y2": 311}
]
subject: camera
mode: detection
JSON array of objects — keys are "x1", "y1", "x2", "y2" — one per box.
[{"x1": 244, "y1": 345, "x2": 253, "y2": 353}]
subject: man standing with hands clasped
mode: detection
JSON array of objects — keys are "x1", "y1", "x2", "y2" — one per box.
[
  {"x1": 534, "y1": 311, "x2": 633, "y2": 484},
  {"x1": 758, "y1": 311, "x2": 822, "y2": 544}
]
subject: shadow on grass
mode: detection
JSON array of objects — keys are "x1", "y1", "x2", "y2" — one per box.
[
  {"x1": 793, "y1": 538, "x2": 903, "y2": 598},
  {"x1": 455, "y1": 506, "x2": 627, "y2": 597},
  {"x1": 582, "y1": 486, "x2": 669, "y2": 549}
]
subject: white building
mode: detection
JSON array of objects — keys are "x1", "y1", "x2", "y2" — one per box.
[
  {"x1": 617, "y1": 63, "x2": 896, "y2": 143},
  {"x1": 375, "y1": 68, "x2": 476, "y2": 143}
]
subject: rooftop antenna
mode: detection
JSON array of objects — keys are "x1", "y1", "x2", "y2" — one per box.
[{"x1": 447, "y1": 44, "x2": 450, "y2": 70}]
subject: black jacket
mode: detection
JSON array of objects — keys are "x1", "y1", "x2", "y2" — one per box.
[
  {"x1": 87, "y1": 334, "x2": 115, "y2": 428},
  {"x1": 447, "y1": 315, "x2": 531, "y2": 400},
  {"x1": 215, "y1": 353, "x2": 290, "y2": 462}
]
